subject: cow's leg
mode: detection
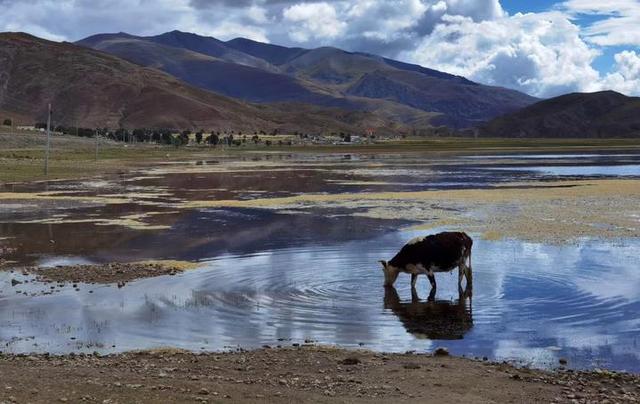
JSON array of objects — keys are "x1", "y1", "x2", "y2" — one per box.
[
  {"x1": 411, "y1": 273, "x2": 418, "y2": 289},
  {"x1": 463, "y1": 253, "x2": 473, "y2": 287},
  {"x1": 411, "y1": 287, "x2": 419, "y2": 302},
  {"x1": 458, "y1": 279, "x2": 472, "y2": 297},
  {"x1": 465, "y1": 250, "x2": 473, "y2": 286},
  {"x1": 427, "y1": 286, "x2": 436, "y2": 301},
  {"x1": 427, "y1": 271, "x2": 436, "y2": 289},
  {"x1": 457, "y1": 264, "x2": 472, "y2": 289}
]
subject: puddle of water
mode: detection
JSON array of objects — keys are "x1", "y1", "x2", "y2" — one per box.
[
  {"x1": 37, "y1": 256, "x2": 95, "y2": 267},
  {"x1": 1, "y1": 231, "x2": 639, "y2": 372},
  {"x1": 491, "y1": 164, "x2": 640, "y2": 177},
  {"x1": 465, "y1": 153, "x2": 640, "y2": 160}
]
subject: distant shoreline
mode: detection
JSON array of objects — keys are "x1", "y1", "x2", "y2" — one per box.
[{"x1": 2, "y1": 131, "x2": 640, "y2": 184}]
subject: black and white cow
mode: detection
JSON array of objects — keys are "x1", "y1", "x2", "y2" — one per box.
[{"x1": 379, "y1": 232, "x2": 473, "y2": 289}]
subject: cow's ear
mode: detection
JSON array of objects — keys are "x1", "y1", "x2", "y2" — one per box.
[{"x1": 379, "y1": 260, "x2": 388, "y2": 269}]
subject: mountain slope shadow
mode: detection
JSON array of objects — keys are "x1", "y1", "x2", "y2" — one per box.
[{"x1": 383, "y1": 286, "x2": 473, "y2": 340}]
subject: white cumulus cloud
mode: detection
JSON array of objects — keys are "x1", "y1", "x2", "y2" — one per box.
[
  {"x1": 600, "y1": 50, "x2": 640, "y2": 94},
  {"x1": 0, "y1": 0, "x2": 639, "y2": 97},
  {"x1": 445, "y1": 0, "x2": 506, "y2": 21},
  {"x1": 346, "y1": 0, "x2": 428, "y2": 40},
  {"x1": 561, "y1": 0, "x2": 640, "y2": 46},
  {"x1": 283, "y1": 2, "x2": 347, "y2": 42},
  {"x1": 403, "y1": 11, "x2": 602, "y2": 97}
]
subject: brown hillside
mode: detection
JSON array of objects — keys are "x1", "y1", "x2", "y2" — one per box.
[
  {"x1": 0, "y1": 32, "x2": 278, "y2": 130},
  {"x1": 0, "y1": 33, "x2": 428, "y2": 133},
  {"x1": 0, "y1": 32, "x2": 402, "y2": 134},
  {"x1": 480, "y1": 91, "x2": 640, "y2": 138}
]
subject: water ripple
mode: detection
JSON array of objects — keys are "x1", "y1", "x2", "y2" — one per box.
[{"x1": 1, "y1": 233, "x2": 640, "y2": 372}]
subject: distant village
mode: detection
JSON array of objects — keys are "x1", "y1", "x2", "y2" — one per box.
[{"x1": 1, "y1": 117, "x2": 467, "y2": 147}]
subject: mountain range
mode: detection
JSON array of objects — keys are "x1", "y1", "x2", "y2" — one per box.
[
  {"x1": 1, "y1": 30, "x2": 638, "y2": 137},
  {"x1": 77, "y1": 30, "x2": 537, "y2": 129},
  {"x1": 0, "y1": 33, "x2": 408, "y2": 133}
]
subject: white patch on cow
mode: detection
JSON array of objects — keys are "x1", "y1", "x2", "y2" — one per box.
[{"x1": 407, "y1": 236, "x2": 425, "y2": 245}]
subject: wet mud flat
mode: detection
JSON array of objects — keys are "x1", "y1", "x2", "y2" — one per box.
[
  {"x1": 1, "y1": 346, "x2": 639, "y2": 404},
  {"x1": 2, "y1": 151, "x2": 640, "y2": 267},
  {"x1": 19, "y1": 260, "x2": 199, "y2": 285}
]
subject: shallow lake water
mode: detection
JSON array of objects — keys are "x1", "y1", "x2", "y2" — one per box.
[
  {"x1": 1, "y1": 150, "x2": 640, "y2": 372},
  {"x1": 491, "y1": 164, "x2": 640, "y2": 176}
]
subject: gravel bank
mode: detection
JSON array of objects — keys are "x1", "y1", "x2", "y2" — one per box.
[{"x1": 0, "y1": 346, "x2": 638, "y2": 403}]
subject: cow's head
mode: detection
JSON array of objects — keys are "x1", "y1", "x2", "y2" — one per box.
[{"x1": 379, "y1": 260, "x2": 399, "y2": 287}]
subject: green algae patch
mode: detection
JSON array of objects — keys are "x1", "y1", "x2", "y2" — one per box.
[
  {"x1": 182, "y1": 179, "x2": 640, "y2": 243},
  {"x1": 93, "y1": 213, "x2": 174, "y2": 230},
  {"x1": 324, "y1": 180, "x2": 391, "y2": 186},
  {"x1": 11, "y1": 211, "x2": 178, "y2": 230},
  {"x1": 13, "y1": 217, "x2": 169, "y2": 230},
  {"x1": 0, "y1": 192, "x2": 131, "y2": 204},
  {"x1": 93, "y1": 219, "x2": 171, "y2": 231},
  {"x1": 182, "y1": 180, "x2": 617, "y2": 209}
]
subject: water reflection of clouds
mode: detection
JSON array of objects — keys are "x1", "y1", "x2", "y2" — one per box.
[
  {"x1": 1, "y1": 231, "x2": 639, "y2": 371},
  {"x1": 573, "y1": 243, "x2": 640, "y2": 301},
  {"x1": 468, "y1": 237, "x2": 640, "y2": 369},
  {"x1": 490, "y1": 165, "x2": 640, "y2": 177},
  {"x1": 493, "y1": 340, "x2": 558, "y2": 368}
]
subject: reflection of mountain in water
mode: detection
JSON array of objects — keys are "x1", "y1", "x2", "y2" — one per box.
[
  {"x1": 99, "y1": 208, "x2": 411, "y2": 263},
  {"x1": 384, "y1": 287, "x2": 473, "y2": 340}
]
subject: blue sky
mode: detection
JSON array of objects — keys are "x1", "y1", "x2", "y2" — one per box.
[
  {"x1": 500, "y1": 0, "x2": 637, "y2": 75},
  {"x1": 501, "y1": 0, "x2": 556, "y2": 13},
  {"x1": 0, "y1": 0, "x2": 638, "y2": 97}
]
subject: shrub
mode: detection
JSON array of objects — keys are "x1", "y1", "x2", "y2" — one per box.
[
  {"x1": 209, "y1": 133, "x2": 219, "y2": 146},
  {"x1": 161, "y1": 132, "x2": 173, "y2": 145}
]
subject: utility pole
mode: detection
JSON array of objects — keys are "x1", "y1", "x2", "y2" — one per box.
[
  {"x1": 95, "y1": 128, "x2": 99, "y2": 161},
  {"x1": 44, "y1": 103, "x2": 51, "y2": 176}
]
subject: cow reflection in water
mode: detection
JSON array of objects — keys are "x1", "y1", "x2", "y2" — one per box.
[{"x1": 384, "y1": 286, "x2": 473, "y2": 340}]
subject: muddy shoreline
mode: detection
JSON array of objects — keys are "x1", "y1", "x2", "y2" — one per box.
[{"x1": 0, "y1": 346, "x2": 637, "y2": 403}]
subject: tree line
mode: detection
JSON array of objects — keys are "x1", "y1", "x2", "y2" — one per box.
[{"x1": 32, "y1": 124, "x2": 298, "y2": 147}]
